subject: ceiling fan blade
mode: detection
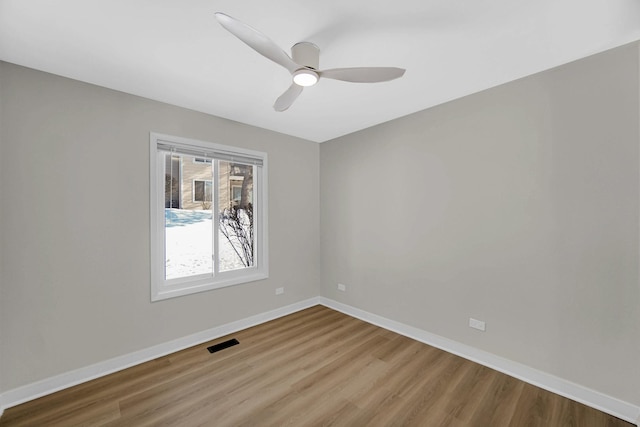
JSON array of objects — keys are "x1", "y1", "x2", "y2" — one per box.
[
  {"x1": 319, "y1": 67, "x2": 406, "y2": 83},
  {"x1": 215, "y1": 13, "x2": 300, "y2": 73},
  {"x1": 274, "y1": 84, "x2": 303, "y2": 112}
]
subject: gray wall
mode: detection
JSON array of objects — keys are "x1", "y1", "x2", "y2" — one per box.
[
  {"x1": 0, "y1": 62, "x2": 320, "y2": 392},
  {"x1": 320, "y1": 43, "x2": 640, "y2": 405}
]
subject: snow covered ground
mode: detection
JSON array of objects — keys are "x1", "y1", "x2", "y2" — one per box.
[{"x1": 164, "y1": 209, "x2": 247, "y2": 280}]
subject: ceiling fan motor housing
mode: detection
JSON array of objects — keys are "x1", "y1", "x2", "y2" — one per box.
[{"x1": 292, "y1": 42, "x2": 319, "y2": 70}]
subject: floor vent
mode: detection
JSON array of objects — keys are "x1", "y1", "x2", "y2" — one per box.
[{"x1": 207, "y1": 338, "x2": 239, "y2": 354}]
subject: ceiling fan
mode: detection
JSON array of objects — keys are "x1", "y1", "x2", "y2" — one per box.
[{"x1": 214, "y1": 13, "x2": 406, "y2": 112}]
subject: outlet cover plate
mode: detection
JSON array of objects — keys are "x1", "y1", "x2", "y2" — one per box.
[{"x1": 469, "y1": 318, "x2": 486, "y2": 331}]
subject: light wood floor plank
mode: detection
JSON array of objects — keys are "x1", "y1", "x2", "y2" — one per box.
[
  {"x1": 0, "y1": 306, "x2": 632, "y2": 427},
  {"x1": 468, "y1": 371, "x2": 525, "y2": 426}
]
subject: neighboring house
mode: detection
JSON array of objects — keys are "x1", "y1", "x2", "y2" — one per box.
[{"x1": 165, "y1": 155, "x2": 252, "y2": 211}]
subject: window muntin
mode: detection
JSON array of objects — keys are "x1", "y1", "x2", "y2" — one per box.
[{"x1": 150, "y1": 133, "x2": 268, "y2": 301}]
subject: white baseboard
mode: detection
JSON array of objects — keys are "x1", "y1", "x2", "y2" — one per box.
[
  {"x1": 319, "y1": 297, "x2": 640, "y2": 425},
  {"x1": 0, "y1": 297, "x2": 321, "y2": 414},
  {"x1": 2, "y1": 296, "x2": 638, "y2": 426}
]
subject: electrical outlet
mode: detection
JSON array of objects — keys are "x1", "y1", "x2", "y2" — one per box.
[
  {"x1": 337, "y1": 283, "x2": 346, "y2": 292},
  {"x1": 469, "y1": 318, "x2": 486, "y2": 332},
  {"x1": 275, "y1": 287, "x2": 284, "y2": 295}
]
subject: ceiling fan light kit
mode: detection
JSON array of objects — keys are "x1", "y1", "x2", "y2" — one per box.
[
  {"x1": 293, "y1": 69, "x2": 319, "y2": 87},
  {"x1": 214, "y1": 12, "x2": 406, "y2": 111}
]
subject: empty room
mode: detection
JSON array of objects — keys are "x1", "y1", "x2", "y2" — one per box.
[{"x1": 1, "y1": 1, "x2": 639, "y2": 426}]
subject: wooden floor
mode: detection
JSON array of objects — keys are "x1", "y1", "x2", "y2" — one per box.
[{"x1": 0, "y1": 306, "x2": 632, "y2": 427}]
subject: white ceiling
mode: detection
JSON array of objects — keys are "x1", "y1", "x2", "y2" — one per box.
[{"x1": 1, "y1": 0, "x2": 639, "y2": 142}]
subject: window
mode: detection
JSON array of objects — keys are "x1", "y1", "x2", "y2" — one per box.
[
  {"x1": 150, "y1": 133, "x2": 268, "y2": 301},
  {"x1": 193, "y1": 157, "x2": 212, "y2": 164},
  {"x1": 231, "y1": 185, "x2": 242, "y2": 205},
  {"x1": 193, "y1": 179, "x2": 212, "y2": 202}
]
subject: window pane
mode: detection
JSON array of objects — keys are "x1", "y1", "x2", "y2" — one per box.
[
  {"x1": 219, "y1": 161, "x2": 255, "y2": 271},
  {"x1": 164, "y1": 153, "x2": 213, "y2": 280},
  {"x1": 165, "y1": 155, "x2": 180, "y2": 208}
]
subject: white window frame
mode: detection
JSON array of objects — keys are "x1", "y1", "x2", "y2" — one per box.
[{"x1": 150, "y1": 132, "x2": 268, "y2": 301}]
